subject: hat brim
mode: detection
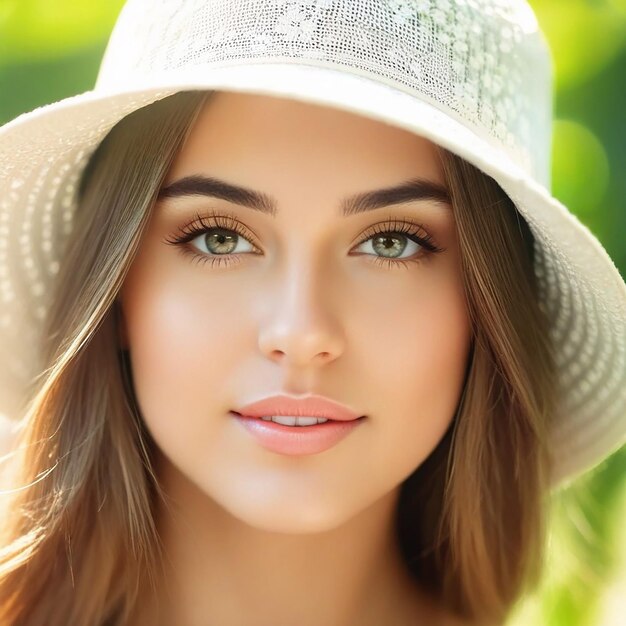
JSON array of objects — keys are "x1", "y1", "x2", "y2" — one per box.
[{"x1": 0, "y1": 61, "x2": 624, "y2": 486}]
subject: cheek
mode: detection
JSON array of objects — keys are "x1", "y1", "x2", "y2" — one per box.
[
  {"x1": 119, "y1": 256, "x2": 247, "y2": 445},
  {"x1": 354, "y1": 264, "x2": 470, "y2": 473}
]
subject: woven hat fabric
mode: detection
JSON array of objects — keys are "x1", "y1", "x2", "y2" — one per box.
[{"x1": 0, "y1": 0, "x2": 624, "y2": 486}]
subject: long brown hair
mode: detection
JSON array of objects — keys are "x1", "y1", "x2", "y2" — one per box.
[
  {"x1": 398, "y1": 148, "x2": 557, "y2": 624},
  {"x1": 0, "y1": 90, "x2": 557, "y2": 625}
]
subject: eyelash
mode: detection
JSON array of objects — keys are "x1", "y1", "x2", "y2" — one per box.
[{"x1": 163, "y1": 210, "x2": 446, "y2": 270}]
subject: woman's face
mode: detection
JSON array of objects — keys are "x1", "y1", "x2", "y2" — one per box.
[{"x1": 119, "y1": 91, "x2": 471, "y2": 532}]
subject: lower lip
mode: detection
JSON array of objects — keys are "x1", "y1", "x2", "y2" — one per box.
[{"x1": 231, "y1": 412, "x2": 366, "y2": 455}]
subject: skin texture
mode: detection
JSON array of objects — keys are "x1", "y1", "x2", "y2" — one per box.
[{"x1": 119, "y1": 91, "x2": 472, "y2": 626}]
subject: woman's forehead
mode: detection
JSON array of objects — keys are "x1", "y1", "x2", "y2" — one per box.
[{"x1": 163, "y1": 90, "x2": 446, "y2": 188}]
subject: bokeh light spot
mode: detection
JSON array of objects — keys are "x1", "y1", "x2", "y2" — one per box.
[{"x1": 552, "y1": 119, "x2": 610, "y2": 214}]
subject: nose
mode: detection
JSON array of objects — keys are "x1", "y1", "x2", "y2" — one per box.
[{"x1": 257, "y1": 261, "x2": 345, "y2": 369}]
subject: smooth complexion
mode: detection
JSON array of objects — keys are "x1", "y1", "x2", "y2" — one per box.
[{"x1": 119, "y1": 91, "x2": 472, "y2": 626}]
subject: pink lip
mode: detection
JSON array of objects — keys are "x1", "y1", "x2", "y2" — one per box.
[
  {"x1": 233, "y1": 394, "x2": 364, "y2": 422},
  {"x1": 231, "y1": 413, "x2": 366, "y2": 455}
]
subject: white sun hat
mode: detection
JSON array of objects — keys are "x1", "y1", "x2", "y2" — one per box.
[{"x1": 0, "y1": 0, "x2": 624, "y2": 486}]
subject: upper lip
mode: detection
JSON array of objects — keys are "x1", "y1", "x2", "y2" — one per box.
[{"x1": 233, "y1": 394, "x2": 364, "y2": 422}]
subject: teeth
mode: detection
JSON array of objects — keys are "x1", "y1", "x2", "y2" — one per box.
[{"x1": 260, "y1": 415, "x2": 329, "y2": 426}]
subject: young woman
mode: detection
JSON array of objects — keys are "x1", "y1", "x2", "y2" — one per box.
[{"x1": 0, "y1": 1, "x2": 624, "y2": 625}]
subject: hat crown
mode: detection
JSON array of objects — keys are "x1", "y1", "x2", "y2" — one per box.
[{"x1": 97, "y1": 0, "x2": 552, "y2": 185}]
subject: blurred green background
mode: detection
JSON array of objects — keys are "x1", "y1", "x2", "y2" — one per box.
[{"x1": 0, "y1": 1, "x2": 625, "y2": 624}]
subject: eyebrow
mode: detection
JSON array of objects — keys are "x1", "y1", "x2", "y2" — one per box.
[{"x1": 157, "y1": 174, "x2": 452, "y2": 217}]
